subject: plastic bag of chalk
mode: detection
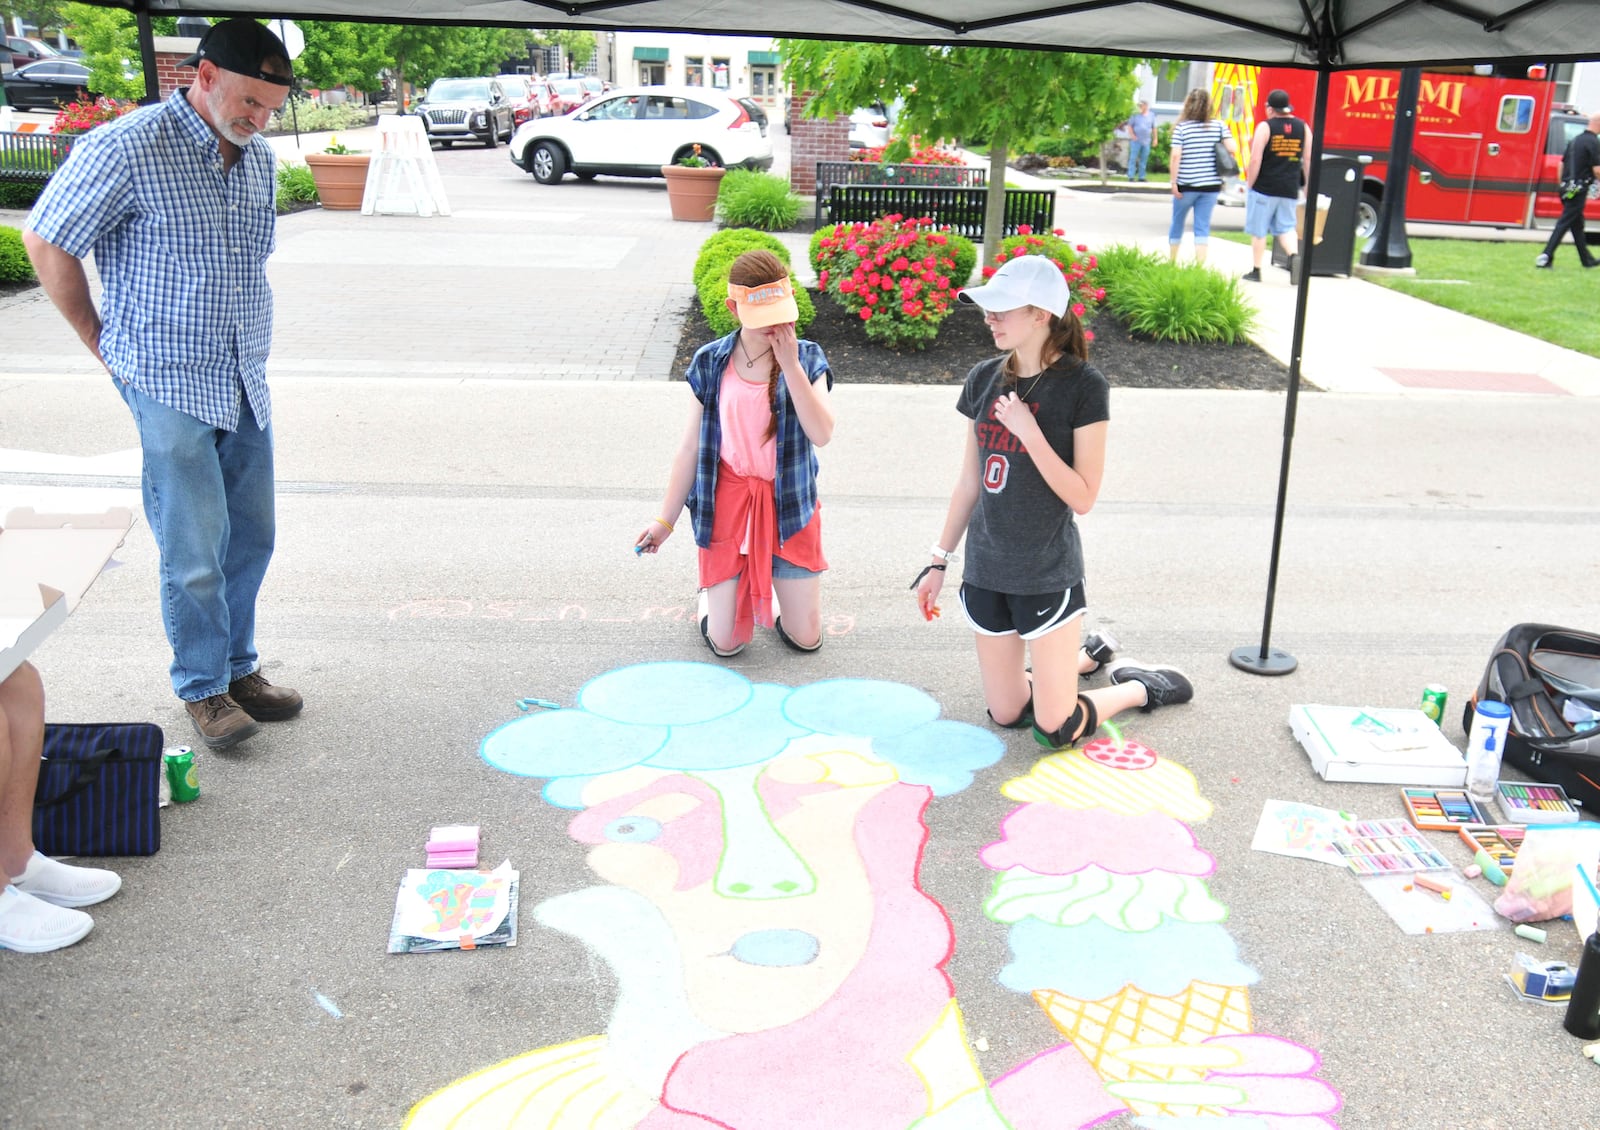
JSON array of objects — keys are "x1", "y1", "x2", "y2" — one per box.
[{"x1": 1494, "y1": 825, "x2": 1600, "y2": 923}]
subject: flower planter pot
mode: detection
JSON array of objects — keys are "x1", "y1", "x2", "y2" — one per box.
[
  {"x1": 305, "y1": 152, "x2": 372, "y2": 211},
  {"x1": 660, "y1": 163, "x2": 726, "y2": 222}
]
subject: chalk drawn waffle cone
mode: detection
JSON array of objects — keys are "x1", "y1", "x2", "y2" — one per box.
[{"x1": 1036, "y1": 982, "x2": 1253, "y2": 1113}]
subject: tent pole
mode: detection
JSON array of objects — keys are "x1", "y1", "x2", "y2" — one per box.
[
  {"x1": 1229, "y1": 65, "x2": 1334, "y2": 677},
  {"x1": 135, "y1": 5, "x2": 160, "y2": 105}
]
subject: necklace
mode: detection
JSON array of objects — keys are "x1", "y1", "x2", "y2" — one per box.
[
  {"x1": 1018, "y1": 369, "x2": 1046, "y2": 401},
  {"x1": 737, "y1": 337, "x2": 773, "y2": 371}
]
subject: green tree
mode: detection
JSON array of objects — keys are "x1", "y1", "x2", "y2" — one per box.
[
  {"x1": 532, "y1": 28, "x2": 596, "y2": 75},
  {"x1": 778, "y1": 41, "x2": 1147, "y2": 261},
  {"x1": 59, "y1": 2, "x2": 141, "y2": 99}
]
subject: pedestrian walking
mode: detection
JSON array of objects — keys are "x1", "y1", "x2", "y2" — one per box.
[
  {"x1": 636, "y1": 250, "x2": 835, "y2": 658},
  {"x1": 22, "y1": 19, "x2": 304, "y2": 750},
  {"x1": 913, "y1": 256, "x2": 1193, "y2": 751},
  {"x1": 1122, "y1": 99, "x2": 1157, "y2": 182},
  {"x1": 1168, "y1": 89, "x2": 1235, "y2": 264},
  {"x1": 1535, "y1": 110, "x2": 1600, "y2": 269},
  {"x1": 1242, "y1": 88, "x2": 1310, "y2": 283}
]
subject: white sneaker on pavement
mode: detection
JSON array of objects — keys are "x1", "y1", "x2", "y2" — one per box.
[
  {"x1": 0, "y1": 885, "x2": 94, "y2": 953},
  {"x1": 13, "y1": 850, "x2": 123, "y2": 908}
]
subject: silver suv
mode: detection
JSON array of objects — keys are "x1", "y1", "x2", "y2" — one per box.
[{"x1": 417, "y1": 77, "x2": 516, "y2": 148}]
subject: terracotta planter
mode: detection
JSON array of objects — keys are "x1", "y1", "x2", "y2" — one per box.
[
  {"x1": 305, "y1": 152, "x2": 372, "y2": 211},
  {"x1": 660, "y1": 163, "x2": 726, "y2": 222}
]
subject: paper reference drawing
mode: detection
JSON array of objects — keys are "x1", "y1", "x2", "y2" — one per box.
[
  {"x1": 388, "y1": 861, "x2": 518, "y2": 954},
  {"x1": 1249, "y1": 799, "x2": 1349, "y2": 866}
]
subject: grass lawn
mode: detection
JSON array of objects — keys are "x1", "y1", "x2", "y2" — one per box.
[{"x1": 1214, "y1": 233, "x2": 1600, "y2": 358}]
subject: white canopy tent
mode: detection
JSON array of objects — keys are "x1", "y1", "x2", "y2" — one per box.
[{"x1": 107, "y1": 0, "x2": 1600, "y2": 671}]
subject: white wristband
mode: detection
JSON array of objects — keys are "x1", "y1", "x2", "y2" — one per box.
[{"x1": 930, "y1": 544, "x2": 959, "y2": 564}]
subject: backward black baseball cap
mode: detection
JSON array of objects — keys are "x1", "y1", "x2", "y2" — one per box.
[{"x1": 180, "y1": 18, "x2": 292, "y2": 85}]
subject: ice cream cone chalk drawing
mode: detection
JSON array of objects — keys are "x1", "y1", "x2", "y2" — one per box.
[{"x1": 406, "y1": 670, "x2": 1341, "y2": 1128}]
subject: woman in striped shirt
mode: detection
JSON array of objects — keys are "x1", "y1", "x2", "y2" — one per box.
[{"x1": 1167, "y1": 89, "x2": 1236, "y2": 264}]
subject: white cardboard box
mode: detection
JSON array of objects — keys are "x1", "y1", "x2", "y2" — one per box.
[
  {"x1": 0, "y1": 507, "x2": 135, "y2": 682},
  {"x1": 1290, "y1": 703, "x2": 1468, "y2": 787}
]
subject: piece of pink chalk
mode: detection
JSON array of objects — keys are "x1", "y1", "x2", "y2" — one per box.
[{"x1": 1464, "y1": 863, "x2": 1483, "y2": 879}]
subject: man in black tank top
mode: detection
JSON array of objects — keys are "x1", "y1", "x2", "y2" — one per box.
[{"x1": 1242, "y1": 89, "x2": 1311, "y2": 283}]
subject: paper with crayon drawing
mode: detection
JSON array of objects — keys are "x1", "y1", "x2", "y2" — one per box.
[
  {"x1": 1249, "y1": 799, "x2": 1348, "y2": 866},
  {"x1": 387, "y1": 861, "x2": 519, "y2": 953}
]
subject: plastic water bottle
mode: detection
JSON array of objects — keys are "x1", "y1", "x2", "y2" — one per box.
[{"x1": 1464, "y1": 700, "x2": 1512, "y2": 805}]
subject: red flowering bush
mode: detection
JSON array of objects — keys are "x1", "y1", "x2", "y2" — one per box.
[
  {"x1": 813, "y1": 214, "x2": 962, "y2": 350},
  {"x1": 849, "y1": 138, "x2": 965, "y2": 166},
  {"x1": 53, "y1": 96, "x2": 137, "y2": 135},
  {"x1": 984, "y1": 227, "x2": 1103, "y2": 342}
]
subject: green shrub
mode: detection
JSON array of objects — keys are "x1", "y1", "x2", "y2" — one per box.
[
  {"x1": 1087, "y1": 242, "x2": 1163, "y2": 297},
  {"x1": 1107, "y1": 261, "x2": 1258, "y2": 344},
  {"x1": 275, "y1": 162, "x2": 318, "y2": 212},
  {"x1": 693, "y1": 229, "x2": 814, "y2": 338},
  {"x1": 693, "y1": 228, "x2": 788, "y2": 289},
  {"x1": 0, "y1": 226, "x2": 36, "y2": 283},
  {"x1": 716, "y1": 169, "x2": 801, "y2": 231},
  {"x1": 1147, "y1": 122, "x2": 1174, "y2": 175},
  {"x1": 0, "y1": 182, "x2": 44, "y2": 210},
  {"x1": 945, "y1": 231, "x2": 978, "y2": 287}
]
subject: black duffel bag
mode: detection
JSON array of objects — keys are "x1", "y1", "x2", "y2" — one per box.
[
  {"x1": 1463, "y1": 624, "x2": 1600, "y2": 811},
  {"x1": 33, "y1": 722, "x2": 165, "y2": 856}
]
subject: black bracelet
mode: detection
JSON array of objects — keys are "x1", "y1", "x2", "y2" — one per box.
[{"x1": 909, "y1": 563, "x2": 947, "y2": 590}]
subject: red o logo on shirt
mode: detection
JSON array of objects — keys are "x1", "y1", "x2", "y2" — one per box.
[{"x1": 983, "y1": 454, "x2": 1009, "y2": 493}]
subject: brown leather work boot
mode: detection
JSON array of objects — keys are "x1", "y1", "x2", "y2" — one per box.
[
  {"x1": 228, "y1": 671, "x2": 304, "y2": 722},
  {"x1": 185, "y1": 694, "x2": 260, "y2": 749}
]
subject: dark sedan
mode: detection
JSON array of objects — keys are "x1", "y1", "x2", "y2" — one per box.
[{"x1": 1, "y1": 59, "x2": 91, "y2": 111}]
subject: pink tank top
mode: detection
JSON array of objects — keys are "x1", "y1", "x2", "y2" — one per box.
[{"x1": 717, "y1": 360, "x2": 777, "y2": 479}]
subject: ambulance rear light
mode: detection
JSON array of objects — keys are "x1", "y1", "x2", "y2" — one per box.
[{"x1": 1526, "y1": 64, "x2": 1547, "y2": 80}]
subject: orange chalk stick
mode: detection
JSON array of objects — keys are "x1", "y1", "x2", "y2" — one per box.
[{"x1": 1413, "y1": 875, "x2": 1453, "y2": 899}]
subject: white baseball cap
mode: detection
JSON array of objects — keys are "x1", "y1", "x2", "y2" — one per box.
[{"x1": 957, "y1": 255, "x2": 1070, "y2": 318}]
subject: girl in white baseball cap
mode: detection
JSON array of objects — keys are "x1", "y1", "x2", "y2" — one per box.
[{"x1": 914, "y1": 255, "x2": 1194, "y2": 750}]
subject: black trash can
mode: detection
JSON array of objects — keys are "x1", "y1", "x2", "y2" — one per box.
[{"x1": 1273, "y1": 156, "x2": 1361, "y2": 278}]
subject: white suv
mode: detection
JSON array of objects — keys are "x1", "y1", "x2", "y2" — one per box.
[{"x1": 510, "y1": 85, "x2": 772, "y2": 184}]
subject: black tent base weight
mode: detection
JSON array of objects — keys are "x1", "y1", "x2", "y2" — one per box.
[{"x1": 1229, "y1": 646, "x2": 1298, "y2": 676}]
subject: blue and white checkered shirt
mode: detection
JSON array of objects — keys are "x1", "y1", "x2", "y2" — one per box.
[
  {"x1": 26, "y1": 89, "x2": 278, "y2": 431},
  {"x1": 684, "y1": 330, "x2": 832, "y2": 548}
]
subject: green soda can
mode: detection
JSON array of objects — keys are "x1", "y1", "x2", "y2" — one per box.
[
  {"x1": 1420, "y1": 684, "x2": 1448, "y2": 726},
  {"x1": 164, "y1": 746, "x2": 200, "y2": 803}
]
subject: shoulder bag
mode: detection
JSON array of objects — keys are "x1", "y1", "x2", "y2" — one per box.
[
  {"x1": 1213, "y1": 125, "x2": 1239, "y2": 178},
  {"x1": 33, "y1": 721, "x2": 165, "y2": 856}
]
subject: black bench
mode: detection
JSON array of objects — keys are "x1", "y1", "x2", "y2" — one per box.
[
  {"x1": 822, "y1": 183, "x2": 1056, "y2": 240},
  {"x1": 814, "y1": 161, "x2": 984, "y2": 227},
  {"x1": 0, "y1": 130, "x2": 76, "y2": 183}
]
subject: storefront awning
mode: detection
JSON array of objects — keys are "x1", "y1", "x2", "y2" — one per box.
[
  {"x1": 747, "y1": 50, "x2": 779, "y2": 65},
  {"x1": 632, "y1": 46, "x2": 668, "y2": 61}
]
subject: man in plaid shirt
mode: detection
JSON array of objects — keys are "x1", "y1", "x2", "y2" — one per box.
[{"x1": 24, "y1": 20, "x2": 304, "y2": 750}]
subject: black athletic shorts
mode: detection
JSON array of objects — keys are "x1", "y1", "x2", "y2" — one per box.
[{"x1": 959, "y1": 580, "x2": 1087, "y2": 640}]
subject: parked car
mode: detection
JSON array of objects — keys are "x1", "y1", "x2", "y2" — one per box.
[
  {"x1": 546, "y1": 77, "x2": 590, "y2": 117},
  {"x1": 848, "y1": 102, "x2": 893, "y2": 149},
  {"x1": 509, "y1": 84, "x2": 773, "y2": 185},
  {"x1": 2, "y1": 35, "x2": 58, "y2": 72},
  {"x1": 416, "y1": 76, "x2": 516, "y2": 148},
  {"x1": 495, "y1": 75, "x2": 541, "y2": 127},
  {"x1": 0, "y1": 58, "x2": 90, "y2": 111},
  {"x1": 526, "y1": 76, "x2": 559, "y2": 118},
  {"x1": 578, "y1": 75, "x2": 610, "y2": 99}
]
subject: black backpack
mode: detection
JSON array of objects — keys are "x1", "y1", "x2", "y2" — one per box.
[{"x1": 1464, "y1": 624, "x2": 1600, "y2": 810}]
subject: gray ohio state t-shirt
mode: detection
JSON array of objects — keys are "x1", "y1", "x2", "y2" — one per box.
[{"x1": 955, "y1": 355, "x2": 1111, "y2": 593}]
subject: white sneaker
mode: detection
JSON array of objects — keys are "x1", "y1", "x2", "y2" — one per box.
[
  {"x1": 13, "y1": 851, "x2": 122, "y2": 908},
  {"x1": 0, "y1": 885, "x2": 94, "y2": 953}
]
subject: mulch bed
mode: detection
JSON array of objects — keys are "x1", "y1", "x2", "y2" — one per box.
[{"x1": 673, "y1": 288, "x2": 1299, "y2": 391}]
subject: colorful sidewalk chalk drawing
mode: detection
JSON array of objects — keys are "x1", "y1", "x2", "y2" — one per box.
[
  {"x1": 405, "y1": 664, "x2": 1341, "y2": 1128},
  {"x1": 984, "y1": 727, "x2": 1344, "y2": 1124},
  {"x1": 1248, "y1": 798, "x2": 1349, "y2": 866}
]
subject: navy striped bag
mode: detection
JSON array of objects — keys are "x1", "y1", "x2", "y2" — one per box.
[{"x1": 32, "y1": 722, "x2": 164, "y2": 856}]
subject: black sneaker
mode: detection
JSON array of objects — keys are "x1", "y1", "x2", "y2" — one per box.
[
  {"x1": 1082, "y1": 628, "x2": 1119, "y2": 675},
  {"x1": 1241, "y1": 268, "x2": 1262, "y2": 283},
  {"x1": 1287, "y1": 253, "x2": 1302, "y2": 286},
  {"x1": 1107, "y1": 662, "x2": 1194, "y2": 712}
]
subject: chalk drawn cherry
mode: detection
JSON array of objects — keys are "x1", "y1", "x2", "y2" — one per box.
[{"x1": 1081, "y1": 736, "x2": 1157, "y2": 770}]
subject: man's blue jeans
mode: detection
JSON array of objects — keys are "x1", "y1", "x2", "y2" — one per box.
[
  {"x1": 117, "y1": 380, "x2": 275, "y2": 701},
  {"x1": 1127, "y1": 138, "x2": 1151, "y2": 181}
]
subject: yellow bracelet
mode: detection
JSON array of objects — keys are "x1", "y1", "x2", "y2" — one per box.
[{"x1": 654, "y1": 517, "x2": 675, "y2": 533}]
